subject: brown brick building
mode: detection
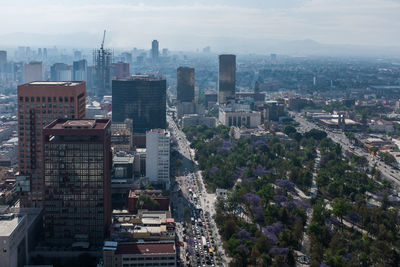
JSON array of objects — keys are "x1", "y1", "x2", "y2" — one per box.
[{"x1": 17, "y1": 81, "x2": 86, "y2": 208}]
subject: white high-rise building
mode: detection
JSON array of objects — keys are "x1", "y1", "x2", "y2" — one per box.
[{"x1": 146, "y1": 129, "x2": 170, "y2": 189}]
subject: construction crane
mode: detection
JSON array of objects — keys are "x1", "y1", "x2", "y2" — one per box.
[{"x1": 101, "y1": 30, "x2": 106, "y2": 50}]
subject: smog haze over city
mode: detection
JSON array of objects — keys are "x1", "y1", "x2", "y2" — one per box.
[
  {"x1": 2, "y1": 1, "x2": 400, "y2": 267},
  {"x1": 1, "y1": 0, "x2": 400, "y2": 55}
]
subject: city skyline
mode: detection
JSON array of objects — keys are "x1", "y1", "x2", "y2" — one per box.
[{"x1": 1, "y1": 0, "x2": 400, "y2": 55}]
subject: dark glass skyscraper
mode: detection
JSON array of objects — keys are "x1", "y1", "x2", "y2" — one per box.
[
  {"x1": 43, "y1": 119, "x2": 112, "y2": 246},
  {"x1": 112, "y1": 75, "x2": 166, "y2": 133},
  {"x1": 177, "y1": 67, "x2": 195, "y2": 103},
  {"x1": 218, "y1": 54, "x2": 236, "y2": 104},
  {"x1": 151, "y1": 40, "x2": 159, "y2": 63}
]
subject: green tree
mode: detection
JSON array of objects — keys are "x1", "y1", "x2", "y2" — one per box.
[{"x1": 332, "y1": 198, "x2": 351, "y2": 230}]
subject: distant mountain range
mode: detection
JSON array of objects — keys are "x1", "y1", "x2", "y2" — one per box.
[{"x1": 0, "y1": 32, "x2": 399, "y2": 57}]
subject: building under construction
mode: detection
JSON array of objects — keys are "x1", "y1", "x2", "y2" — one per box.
[{"x1": 93, "y1": 30, "x2": 112, "y2": 97}]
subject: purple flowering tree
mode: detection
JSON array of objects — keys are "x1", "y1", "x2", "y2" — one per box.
[
  {"x1": 276, "y1": 179, "x2": 295, "y2": 191},
  {"x1": 254, "y1": 165, "x2": 268, "y2": 176}
]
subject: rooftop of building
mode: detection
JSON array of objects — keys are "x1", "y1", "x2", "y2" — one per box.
[
  {"x1": 114, "y1": 75, "x2": 165, "y2": 82},
  {"x1": 25, "y1": 81, "x2": 84, "y2": 87},
  {"x1": 113, "y1": 154, "x2": 134, "y2": 164},
  {"x1": 114, "y1": 242, "x2": 175, "y2": 255},
  {"x1": 128, "y1": 190, "x2": 168, "y2": 199},
  {"x1": 0, "y1": 213, "x2": 25, "y2": 237},
  {"x1": 44, "y1": 119, "x2": 110, "y2": 130}
]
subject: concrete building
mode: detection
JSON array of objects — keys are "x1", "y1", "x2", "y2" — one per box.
[
  {"x1": 0, "y1": 206, "x2": 42, "y2": 267},
  {"x1": 182, "y1": 114, "x2": 216, "y2": 128},
  {"x1": 369, "y1": 120, "x2": 394, "y2": 132},
  {"x1": 127, "y1": 190, "x2": 170, "y2": 214},
  {"x1": 177, "y1": 67, "x2": 194, "y2": 103},
  {"x1": 111, "y1": 120, "x2": 133, "y2": 153},
  {"x1": 112, "y1": 75, "x2": 166, "y2": 133},
  {"x1": 218, "y1": 55, "x2": 236, "y2": 104},
  {"x1": 72, "y1": 60, "x2": 87, "y2": 82},
  {"x1": 176, "y1": 101, "x2": 204, "y2": 119},
  {"x1": 17, "y1": 81, "x2": 86, "y2": 208},
  {"x1": 42, "y1": 119, "x2": 112, "y2": 247},
  {"x1": 50, "y1": 63, "x2": 72, "y2": 81},
  {"x1": 219, "y1": 107, "x2": 261, "y2": 128},
  {"x1": 103, "y1": 241, "x2": 176, "y2": 267},
  {"x1": 146, "y1": 129, "x2": 170, "y2": 189},
  {"x1": 23, "y1": 62, "x2": 42, "y2": 83},
  {"x1": 110, "y1": 210, "x2": 174, "y2": 242},
  {"x1": 111, "y1": 62, "x2": 129, "y2": 79}
]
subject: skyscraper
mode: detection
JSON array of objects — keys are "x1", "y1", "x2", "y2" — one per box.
[
  {"x1": 23, "y1": 61, "x2": 43, "y2": 83},
  {"x1": 151, "y1": 40, "x2": 159, "y2": 63},
  {"x1": 43, "y1": 119, "x2": 111, "y2": 246},
  {"x1": 17, "y1": 81, "x2": 86, "y2": 208},
  {"x1": 177, "y1": 67, "x2": 195, "y2": 103},
  {"x1": 72, "y1": 59, "x2": 87, "y2": 81},
  {"x1": 50, "y1": 63, "x2": 72, "y2": 81},
  {"x1": 93, "y1": 46, "x2": 112, "y2": 97},
  {"x1": 218, "y1": 54, "x2": 236, "y2": 104},
  {"x1": 112, "y1": 75, "x2": 166, "y2": 133}
]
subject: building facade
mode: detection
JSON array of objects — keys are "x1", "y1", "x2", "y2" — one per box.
[
  {"x1": 219, "y1": 108, "x2": 261, "y2": 128},
  {"x1": 146, "y1": 129, "x2": 170, "y2": 190},
  {"x1": 151, "y1": 40, "x2": 159, "y2": 63},
  {"x1": 177, "y1": 67, "x2": 195, "y2": 103},
  {"x1": 72, "y1": 59, "x2": 87, "y2": 81},
  {"x1": 218, "y1": 55, "x2": 236, "y2": 104},
  {"x1": 50, "y1": 63, "x2": 72, "y2": 81},
  {"x1": 103, "y1": 242, "x2": 176, "y2": 267},
  {"x1": 112, "y1": 75, "x2": 166, "y2": 133},
  {"x1": 42, "y1": 119, "x2": 112, "y2": 246},
  {"x1": 23, "y1": 62, "x2": 43, "y2": 83},
  {"x1": 17, "y1": 81, "x2": 86, "y2": 208}
]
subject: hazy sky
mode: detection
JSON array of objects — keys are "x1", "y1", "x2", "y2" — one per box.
[{"x1": 1, "y1": 0, "x2": 400, "y2": 51}]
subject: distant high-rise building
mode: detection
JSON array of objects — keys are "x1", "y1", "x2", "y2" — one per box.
[
  {"x1": 177, "y1": 67, "x2": 195, "y2": 103},
  {"x1": 93, "y1": 45, "x2": 112, "y2": 97},
  {"x1": 151, "y1": 40, "x2": 159, "y2": 63},
  {"x1": 74, "y1": 50, "x2": 82, "y2": 61},
  {"x1": 43, "y1": 119, "x2": 111, "y2": 246},
  {"x1": 202, "y1": 46, "x2": 211, "y2": 53},
  {"x1": 0, "y1": 50, "x2": 7, "y2": 66},
  {"x1": 111, "y1": 62, "x2": 130, "y2": 79},
  {"x1": 50, "y1": 63, "x2": 72, "y2": 81},
  {"x1": 162, "y1": 48, "x2": 169, "y2": 57},
  {"x1": 23, "y1": 61, "x2": 43, "y2": 83},
  {"x1": 112, "y1": 75, "x2": 166, "y2": 133},
  {"x1": 72, "y1": 59, "x2": 87, "y2": 81},
  {"x1": 270, "y1": 53, "x2": 277, "y2": 61},
  {"x1": 17, "y1": 81, "x2": 86, "y2": 208},
  {"x1": 43, "y1": 48, "x2": 47, "y2": 59},
  {"x1": 121, "y1": 52, "x2": 132, "y2": 63},
  {"x1": 146, "y1": 129, "x2": 170, "y2": 189},
  {"x1": 218, "y1": 55, "x2": 236, "y2": 104}
]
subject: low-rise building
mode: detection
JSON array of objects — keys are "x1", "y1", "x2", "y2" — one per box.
[
  {"x1": 127, "y1": 190, "x2": 170, "y2": 214},
  {"x1": 110, "y1": 210, "x2": 174, "y2": 242},
  {"x1": 219, "y1": 106, "x2": 261, "y2": 128},
  {"x1": 182, "y1": 114, "x2": 216, "y2": 128},
  {"x1": 103, "y1": 241, "x2": 176, "y2": 267},
  {"x1": 369, "y1": 120, "x2": 394, "y2": 132}
]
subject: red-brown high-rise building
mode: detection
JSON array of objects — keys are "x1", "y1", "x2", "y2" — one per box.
[
  {"x1": 42, "y1": 119, "x2": 112, "y2": 246},
  {"x1": 17, "y1": 81, "x2": 86, "y2": 208}
]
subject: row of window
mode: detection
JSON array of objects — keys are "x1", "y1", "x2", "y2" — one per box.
[
  {"x1": 19, "y1": 103, "x2": 75, "y2": 109},
  {"x1": 19, "y1": 96, "x2": 75, "y2": 103}
]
